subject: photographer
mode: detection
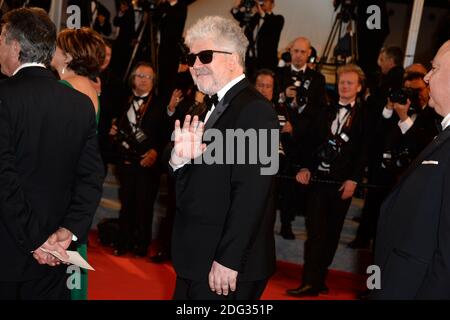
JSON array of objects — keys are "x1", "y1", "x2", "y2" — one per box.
[
  {"x1": 349, "y1": 71, "x2": 442, "y2": 249},
  {"x1": 253, "y1": 69, "x2": 298, "y2": 239},
  {"x1": 231, "y1": 0, "x2": 284, "y2": 76},
  {"x1": 109, "y1": 62, "x2": 166, "y2": 257},
  {"x1": 287, "y1": 64, "x2": 368, "y2": 297},
  {"x1": 155, "y1": 0, "x2": 188, "y2": 100}
]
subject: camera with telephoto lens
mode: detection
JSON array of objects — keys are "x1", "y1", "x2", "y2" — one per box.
[
  {"x1": 388, "y1": 87, "x2": 421, "y2": 114},
  {"x1": 317, "y1": 131, "x2": 350, "y2": 166},
  {"x1": 113, "y1": 126, "x2": 148, "y2": 159},
  {"x1": 381, "y1": 148, "x2": 413, "y2": 172},
  {"x1": 291, "y1": 72, "x2": 312, "y2": 108}
]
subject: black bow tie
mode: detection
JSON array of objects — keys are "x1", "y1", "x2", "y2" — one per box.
[
  {"x1": 204, "y1": 94, "x2": 218, "y2": 111},
  {"x1": 133, "y1": 95, "x2": 146, "y2": 102},
  {"x1": 337, "y1": 103, "x2": 352, "y2": 111}
]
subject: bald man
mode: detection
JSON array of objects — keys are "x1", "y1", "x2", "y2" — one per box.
[
  {"x1": 372, "y1": 41, "x2": 450, "y2": 299},
  {"x1": 276, "y1": 36, "x2": 327, "y2": 238}
]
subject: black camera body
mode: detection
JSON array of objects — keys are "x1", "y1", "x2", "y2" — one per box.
[
  {"x1": 113, "y1": 126, "x2": 149, "y2": 161},
  {"x1": 317, "y1": 132, "x2": 350, "y2": 167},
  {"x1": 240, "y1": 0, "x2": 263, "y2": 9},
  {"x1": 389, "y1": 87, "x2": 421, "y2": 114},
  {"x1": 381, "y1": 148, "x2": 412, "y2": 172},
  {"x1": 238, "y1": 0, "x2": 264, "y2": 22},
  {"x1": 139, "y1": 0, "x2": 159, "y2": 11},
  {"x1": 291, "y1": 72, "x2": 312, "y2": 108}
]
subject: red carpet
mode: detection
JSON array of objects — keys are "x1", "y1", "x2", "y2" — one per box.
[{"x1": 87, "y1": 233, "x2": 366, "y2": 300}]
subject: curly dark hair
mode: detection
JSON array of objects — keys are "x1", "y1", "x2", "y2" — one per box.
[{"x1": 57, "y1": 27, "x2": 106, "y2": 80}]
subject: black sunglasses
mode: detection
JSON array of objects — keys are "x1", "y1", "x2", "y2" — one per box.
[{"x1": 186, "y1": 50, "x2": 232, "y2": 67}]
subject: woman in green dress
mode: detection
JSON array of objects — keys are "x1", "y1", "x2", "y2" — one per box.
[{"x1": 51, "y1": 27, "x2": 106, "y2": 300}]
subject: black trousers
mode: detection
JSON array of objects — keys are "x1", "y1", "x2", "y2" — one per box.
[
  {"x1": 354, "y1": 169, "x2": 394, "y2": 244},
  {"x1": 302, "y1": 183, "x2": 352, "y2": 288},
  {"x1": 0, "y1": 266, "x2": 69, "y2": 300},
  {"x1": 154, "y1": 174, "x2": 176, "y2": 255},
  {"x1": 277, "y1": 156, "x2": 306, "y2": 225},
  {"x1": 173, "y1": 277, "x2": 268, "y2": 300},
  {"x1": 117, "y1": 162, "x2": 161, "y2": 251}
]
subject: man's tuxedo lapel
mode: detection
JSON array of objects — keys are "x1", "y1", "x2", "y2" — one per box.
[{"x1": 204, "y1": 78, "x2": 249, "y2": 130}]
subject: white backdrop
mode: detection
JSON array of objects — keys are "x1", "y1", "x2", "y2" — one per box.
[{"x1": 186, "y1": 0, "x2": 336, "y2": 54}]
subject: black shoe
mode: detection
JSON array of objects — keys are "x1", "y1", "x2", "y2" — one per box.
[
  {"x1": 280, "y1": 225, "x2": 295, "y2": 240},
  {"x1": 286, "y1": 285, "x2": 320, "y2": 297},
  {"x1": 347, "y1": 239, "x2": 370, "y2": 249},
  {"x1": 149, "y1": 251, "x2": 170, "y2": 263},
  {"x1": 319, "y1": 284, "x2": 329, "y2": 294}
]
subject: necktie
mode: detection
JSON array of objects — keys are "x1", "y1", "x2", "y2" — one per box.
[{"x1": 204, "y1": 94, "x2": 218, "y2": 111}]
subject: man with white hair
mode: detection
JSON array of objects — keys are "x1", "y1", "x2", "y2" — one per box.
[
  {"x1": 372, "y1": 40, "x2": 450, "y2": 299},
  {"x1": 169, "y1": 16, "x2": 278, "y2": 300}
]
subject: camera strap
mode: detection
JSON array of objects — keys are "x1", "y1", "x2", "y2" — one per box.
[
  {"x1": 129, "y1": 94, "x2": 151, "y2": 131},
  {"x1": 333, "y1": 104, "x2": 357, "y2": 137}
]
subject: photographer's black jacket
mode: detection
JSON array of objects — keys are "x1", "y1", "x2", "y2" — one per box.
[
  {"x1": 374, "y1": 105, "x2": 442, "y2": 176},
  {"x1": 301, "y1": 101, "x2": 368, "y2": 183},
  {"x1": 277, "y1": 66, "x2": 327, "y2": 164}
]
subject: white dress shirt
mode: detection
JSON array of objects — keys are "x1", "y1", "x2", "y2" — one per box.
[
  {"x1": 331, "y1": 100, "x2": 356, "y2": 135},
  {"x1": 12, "y1": 63, "x2": 46, "y2": 76},
  {"x1": 441, "y1": 113, "x2": 450, "y2": 131}
]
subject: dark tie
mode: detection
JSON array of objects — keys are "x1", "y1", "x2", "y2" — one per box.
[
  {"x1": 338, "y1": 103, "x2": 351, "y2": 111},
  {"x1": 204, "y1": 94, "x2": 218, "y2": 111}
]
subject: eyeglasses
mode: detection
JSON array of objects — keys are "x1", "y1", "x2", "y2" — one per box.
[
  {"x1": 186, "y1": 50, "x2": 232, "y2": 67},
  {"x1": 135, "y1": 73, "x2": 153, "y2": 80}
]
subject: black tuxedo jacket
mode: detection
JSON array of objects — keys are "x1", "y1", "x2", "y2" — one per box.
[
  {"x1": 0, "y1": 67, "x2": 104, "y2": 281},
  {"x1": 277, "y1": 66, "x2": 327, "y2": 164},
  {"x1": 115, "y1": 94, "x2": 167, "y2": 161},
  {"x1": 373, "y1": 125, "x2": 450, "y2": 299},
  {"x1": 171, "y1": 78, "x2": 278, "y2": 282},
  {"x1": 302, "y1": 102, "x2": 368, "y2": 183}
]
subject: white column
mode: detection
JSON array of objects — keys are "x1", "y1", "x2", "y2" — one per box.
[
  {"x1": 404, "y1": 0, "x2": 425, "y2": 67},
  {"x1": 48, "y1": 0, "x2": 64, "y2": 33}
]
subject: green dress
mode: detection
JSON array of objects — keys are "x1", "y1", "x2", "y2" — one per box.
[{"x1": 59, "y1": 79, "x2": 100, "y2": 300}]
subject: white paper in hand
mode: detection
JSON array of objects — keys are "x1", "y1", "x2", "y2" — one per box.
[{"x1": 41, "y1": 248, "x2": 95, "y2": 271}]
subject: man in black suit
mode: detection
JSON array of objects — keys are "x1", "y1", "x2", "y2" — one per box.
[
  {"x1": 0, "y1": 8, "x2": 104, "y2": 300},
  {"x1": 277, "y1": 36, "x2": 327, "y2": 238},
  {"x1": 287, "y1": 64, "x2": 368, "y2": 297},
  {"x1": 231, "y1": 0, "x2": 284, "y2": 76},
  {"x1": 169, "y1": 16, "x2": 278, "y2": 300},
  {"x1": 155, "y1": 0, "x2": 188, "y2": 101},
  {"x1": 372, "y1": 41, "x2": 450, "y2": 299}
]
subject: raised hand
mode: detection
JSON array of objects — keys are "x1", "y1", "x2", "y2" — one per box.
[{"x1": 170, "y1": 115, "x2": 206, "y2": 166}]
